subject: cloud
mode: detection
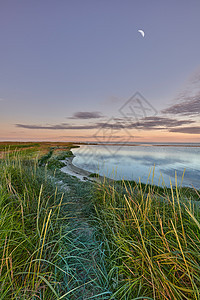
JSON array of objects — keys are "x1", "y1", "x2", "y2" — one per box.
[
  {"x1": 169, "y1": 126, "x2": 200, "y2": 134},
  {"x1": 162, "y1": 97, "x2": 200, "y2": 116},
  {"x1": 127, "y1": 116, "x2": 194, "y2": 130},
  {"x1": 15, "y1": 121, "x2": 128, "y2": 130},
  {"x1": 69, "y1": 111, "x2": 103, "y2": 119},
  {"x1": 16, "y1": 116, "x2": 195, "y2": 133},
  {"x1": 15, "y1": 123, "x2": 98, "y2": 130},
  {"x1": 162, "y1": 70, "x2": 200, "y2": 117}
]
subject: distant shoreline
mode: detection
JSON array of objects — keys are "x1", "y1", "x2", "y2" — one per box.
[
  {"x1": 0, "y1": 141, "x2": 200, "y2": 148},
  {"x1": 74, "y1": 142, "x2": 200, "y2": 147}
]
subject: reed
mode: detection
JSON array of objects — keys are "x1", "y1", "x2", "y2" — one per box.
[
  {"x1": 0, "y1": 151, "x2": 65, "y2": 299},
  {"x1": 1, "y1": 144, "x2": 200, "y2": 299},
  {"x1": 0, "y1": 148, "x2": 112, "y2": 299},
  {"x1": 93, "y1": 175, "x2": 200, "y2": 299}
]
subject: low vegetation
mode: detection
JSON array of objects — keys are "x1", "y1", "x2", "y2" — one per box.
[
  {"x1": 0, "y1": 142, "x2": 200, "y2": 299},
  {"x1": 0, "y1": 143, "x2": 111, "y2": 299},
  {"x1": 93, "y1": 178, "x2": 200, "y2": 299},
  {"x1": 0, "y1": 151, "x2": 65, "y2": 298}
]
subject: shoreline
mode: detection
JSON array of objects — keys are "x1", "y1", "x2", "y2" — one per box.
[
  {"x1": 61, "y1": 156, "x2": 105, "y2": 182},
  {"x1": 60, "y1": 154, "x2": 200, "y2": 192},
  {"x1": 74, "y1": 142, "x2": 200, "y2": 147}
]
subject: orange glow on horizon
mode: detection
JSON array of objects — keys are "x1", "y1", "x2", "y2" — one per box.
[{"x1": 0, "y1": 128, "x2": 199, "y2": 144}]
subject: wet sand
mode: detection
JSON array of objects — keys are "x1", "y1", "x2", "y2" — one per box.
[{"x1": 61, "y1": 156, "x2": 104, "y2": 182}]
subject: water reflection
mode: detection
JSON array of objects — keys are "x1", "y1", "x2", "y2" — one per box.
[{"x1": 72, "y1": 145, "x2": 200, "y2": 188}]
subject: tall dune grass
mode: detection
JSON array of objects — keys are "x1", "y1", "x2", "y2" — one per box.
[
  {"x1": 93, "y1": 177, "x2": 200, "y2": 299},
  {"x1": 0, "y1": 149, "x2": 112, "y2": 299},
  {"x1": 0, "y1": 151, "x2": 65, "y2": 299},
  {"x1": 2, "y1": 146, "x2": 200, "y2": 299}
]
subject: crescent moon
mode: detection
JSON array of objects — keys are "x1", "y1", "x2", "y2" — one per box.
[{"x1": 138, "y1": 29, "x2": 145, "y2": 37}]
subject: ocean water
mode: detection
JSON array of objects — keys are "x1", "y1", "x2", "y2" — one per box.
[{"x1": 72, "y1": 144, "x2": 200, "y2": 188}]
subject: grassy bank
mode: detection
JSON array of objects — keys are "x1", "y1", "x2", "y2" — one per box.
[
  {"x1": 1, "y1": 142, "x2": 200, "y2": 299},
  {"x1": 0, "y1": 151, "x2": 67, "y2": 299},
  {"x1": 0, "y1": 143, "x2": 112, "y2": 299},
  {"x1": 93, "y1": 178, "x2": 200, "y2": 299}
]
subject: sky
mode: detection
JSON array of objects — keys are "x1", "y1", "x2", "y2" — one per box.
[{"x1": 0, "y1": 0, "x2": 200, "y2": 143}]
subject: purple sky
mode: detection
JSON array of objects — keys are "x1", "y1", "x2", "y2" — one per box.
[{"x1": 0, "y1": 0, "x2": 200, "y2": 142}]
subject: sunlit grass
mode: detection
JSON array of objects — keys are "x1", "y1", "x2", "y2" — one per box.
[
  {"x1": 93, "y1": 174, "x2": 200, "y2": 299},
  {"x1": 1, "y1": 143, "x2": 200, "y2": 299},
  {"x1": 0, "y1": 147, "x2": 112, "y2": 299},
  {"x1": 0, "y1": 151, "x2": 66, "y2": 299}
]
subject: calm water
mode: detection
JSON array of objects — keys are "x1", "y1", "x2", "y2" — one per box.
[{"x1": 72, "y1": 144, "x2": 200, "y2": 188}]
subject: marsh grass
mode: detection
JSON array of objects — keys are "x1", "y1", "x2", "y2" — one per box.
[
  {"x1": 93, "y1": 175, "x2": 200, "y2": 299},
  {"x1": 0, "y1": 148, "x2": 112, "y2": 299},
  {"x1": 38, "y1": 148, "x2": 74, "y2": 169},
  {"x1": 1, "y1": 143, "x2": 200, "y2": 299},
  {"x1": 0, "y1": 151, "x2": 66, "y2": 299}
]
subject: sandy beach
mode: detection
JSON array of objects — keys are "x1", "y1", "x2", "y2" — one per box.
[{"x1": 60, "y1": 156, "x2": 102, "y2": 182}]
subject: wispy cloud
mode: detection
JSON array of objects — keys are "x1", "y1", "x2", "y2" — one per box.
[
  {"x1": 15, "y1": 70, "x2": 200, "y2": 136},
  {"x1": 162, "y1": 97, "x2": 200, "y2": 116},
  {"x1": 16, "y1": 121, "x2": 127, "y2": 130},
  {"x1": 16, "y1": 123, "x2": 98, "y2": 130},
  {"x1": 16, "y1": 116, "x2": 194, "y2": 132},
  {"x1": 169, "y1": 126, "x2": 200, "y2": 134},
  {"x1": 127, "y1": 116, "x2": 194, "y2": 130},
  {"x1": 69, "y1": 111, "x2": 103, "y2": 119},
  {"x1": 162, "y1": 70, "x2": 200, "y2": 117}
]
